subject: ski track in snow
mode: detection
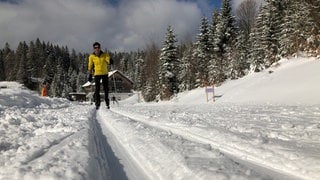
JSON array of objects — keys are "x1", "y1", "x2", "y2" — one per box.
[
  {"x1": 96, "y1": 104, "x2": 320, "y2": 180},
  {"x1": 98, "y1": 108, "x2": 243, "y2": 179},
  {"x1": 88, "y1": 109, "x2": 129, "y2": 180}
]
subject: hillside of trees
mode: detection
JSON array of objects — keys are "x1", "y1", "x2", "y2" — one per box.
[{"x1": 0, "y1": 0, "x2": 319, "y2": 101}]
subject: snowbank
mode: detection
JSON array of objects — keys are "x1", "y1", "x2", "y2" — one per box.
[{"x1": 172, "y1": 57, "x2": 320, "y2": 105}]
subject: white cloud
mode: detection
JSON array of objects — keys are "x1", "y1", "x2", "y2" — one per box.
[{"x1": 0, "y1": 0, "x2": 203, "y2": 52}]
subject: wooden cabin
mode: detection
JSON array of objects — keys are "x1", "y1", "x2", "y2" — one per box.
[
  {"x1": 108, "y1": 70, "x2": 134, "y2": 93},
  {"x1": 82, "y1": 70, "x2": 134, "y2": 101}
]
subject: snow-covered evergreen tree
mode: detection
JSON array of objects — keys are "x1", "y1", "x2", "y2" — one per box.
[
  {"x1": 26, "y1": 41, "x2": 37, "y2": 78},
  {"x1": 62, "y1": 67, "x2": 77, "y2": 98},
  {"x1": 44, "y1": 46, "x2": 56, "y2": 86},
  {"x1": 0, "y1": 50, "x2": 4, "y2": 81},
  {"x1": 249, "y1": 5, "x2": 266, "y2": 72},
  {"x1": 230, "y1": 31, "x2": 250, "y2": 79},
  {"x1": 134, "y1": 57, "x2": 144, "y2": 91},
  {"x1": 50, "y1": 63, "x2": 64, "y2": 97},
  {"x1": 279, "y1": 0, "x2": 314, "y2": 56},
  {"x1": 249, "y1": 0, "x2": 281, "y2": 71},
  {"x1": 250, "y1": 0, "x2": 291, "y2": 71},
  {"x1": 231, "y1": 0, "x2": 258, "y2": 78},
  {"x1": 2, "y1": 44, "x2": 15, "y2": 81},
  {"x1": 159, "y1": 26, "x2": 179, "y2": 100},
  {"x1": 178, "y1": 43, "x2": 196, "y2": 91},
  {"x1": 141, "y1": 40, "x2": 160, "y2": 102},
  {"x1": 16, "y1": 42, "x2": 29, "y2": 85},
  {"x1": 192, "y1": 17, "x2": 211, "y2": 87},
  {"x1": 213, "y1": 0, "x2": 235, "y2": 83},
  {"x1": 208, "y1": 10, "x2": 220, "y2": 84}
]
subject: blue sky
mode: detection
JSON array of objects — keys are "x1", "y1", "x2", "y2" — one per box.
[{"x1": 0, "y1": 0, "x2": 228, "y2": 52}]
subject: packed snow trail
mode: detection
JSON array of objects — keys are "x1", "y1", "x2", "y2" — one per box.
[
  {"x1": 88, "y1": 109, "x2": 129, "y2": 180},
  {"x1": 94, "y1": 103, "x2": 320, "y2": 180},
  {"x1": 97, "y1": 108, "x2": 272, "y2": 179}
]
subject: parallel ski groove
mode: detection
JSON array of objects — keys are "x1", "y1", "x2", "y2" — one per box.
[{"x1": 110, "y1": 108, "x2": 306, "y2": 180}]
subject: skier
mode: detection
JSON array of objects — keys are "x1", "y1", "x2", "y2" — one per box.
[{"x1": 87, "y1": 42, "x2": 111, "y2": 109}]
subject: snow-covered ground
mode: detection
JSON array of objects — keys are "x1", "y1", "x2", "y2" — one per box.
[{"x1": 0, "y1": 56, "x2": 319, "y2": 180}]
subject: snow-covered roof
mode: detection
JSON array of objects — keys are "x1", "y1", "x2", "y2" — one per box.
[
  {"x1": 82, "y1": 70, "x2": 133, "y2": 88},
  {"x1": 108, "y1": 70, "x2": 134, "y2": 84},
  {"x1": 82, "y1": 81, "x2": 93, "y2": 88}
]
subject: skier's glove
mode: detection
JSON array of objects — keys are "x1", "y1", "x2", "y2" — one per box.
[{"x1": 88, "y1": 74, "x2": 93, "y2": 82}]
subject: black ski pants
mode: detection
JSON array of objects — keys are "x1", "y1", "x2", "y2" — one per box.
[{"x1": 94, "y1": 75, "x2": 109, "y2": 107}]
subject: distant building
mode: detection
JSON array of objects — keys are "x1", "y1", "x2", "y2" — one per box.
[
  {"x1": 108, "y1": 70, "x2": 134, "y2": 93},
  {"x1": 82, "y1": 70, "x2": 134, "y2": 101}
]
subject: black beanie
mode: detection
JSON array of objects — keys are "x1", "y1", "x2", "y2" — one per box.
[{"x1": 93, "y1": 42, "x2": 101, "y2": 47}]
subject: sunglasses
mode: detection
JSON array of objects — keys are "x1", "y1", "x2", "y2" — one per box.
[{"x1": 94, "y1": 46, "x2": 100, "y2": 49}]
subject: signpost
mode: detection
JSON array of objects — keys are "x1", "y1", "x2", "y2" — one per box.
[{"x1": 205, "y1": 85, "x2": 215, "y2": 102}]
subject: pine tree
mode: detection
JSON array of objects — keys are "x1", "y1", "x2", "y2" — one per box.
[
  {"x1": 16, "y1": 42, "x2": 29, "y2": 85},
  {"x1": 310, "y1": 1, "x2": 320, "y2": 54},
  {"x1": 249, "y1": 5, "x2": 266, "y2": 72},
  {"x1": 62, "y1": 67, "x2": 77, "y2": 98},
  {"x1": 278, "y1": 0, "x2": 296, "y2": 57},
  {"x1": 279, "y1": 0, "x2": 315, "y2": 56},
  {"x1": 231, "y1": 0, "x2": 258, "y2": 78},
  {"x1": 235, "y1": 0, "x2": 258, "y2": 40},
  {"x1": 192, "y1": 16, "x2": 211, "y2": 87},
  {"x1": 213, "y1": 0, "x2": 235, "y2": 83},
  {"x1": 2, "y1": 43, "x2": 15, "y2": 80},
  {"x1": 249, "y1": 1, "x2": 279, "y2": 71},
  {"x1": 158, "y1": 26, "x2": 179, "y2": 100},
  {"x1": 230, "y1": 31, "x2": 250, "y2": 79},
  {"x1": 76, "y1": 52, "x2": 87, "y2": 92},
  {"x1": 25, "y1": 40, "x2": 41, "y2": 89},
  {"x1": 0, "y1": 50, "x2": 4, "y2": 81},
  {"x1": 141, "y1": 41, "x2": 160, "y2": 102},
  {"x1": 134, "y1": 55, "x2": 144, "y2": 91},
  {"x1": 178, "y1": 43, "x2": 195, "y2": 91},
  {"x1": 208, "y1": 10, "x2": 220, "y2": 84},
  {"x1": 44, "y1": 45, "x2": 56, "y2": 85},
  {"x1": 50, "y1": 63, "x2": 64, "y2": 97},
  {"x1": 35, "y1": 39, "x2": 47, "y2": 77}
]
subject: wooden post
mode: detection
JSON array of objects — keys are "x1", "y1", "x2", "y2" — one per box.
[
  {"x1": 205, "y1": 86, "x2": 209, "y2": 102},
  {"x1": 212, "y1": 84, "x2": 215, "y2": 102}
]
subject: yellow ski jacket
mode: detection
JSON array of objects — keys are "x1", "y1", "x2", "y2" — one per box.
[{"x1": 88, "y1": 51, "x2": 110, "y2": 76}]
